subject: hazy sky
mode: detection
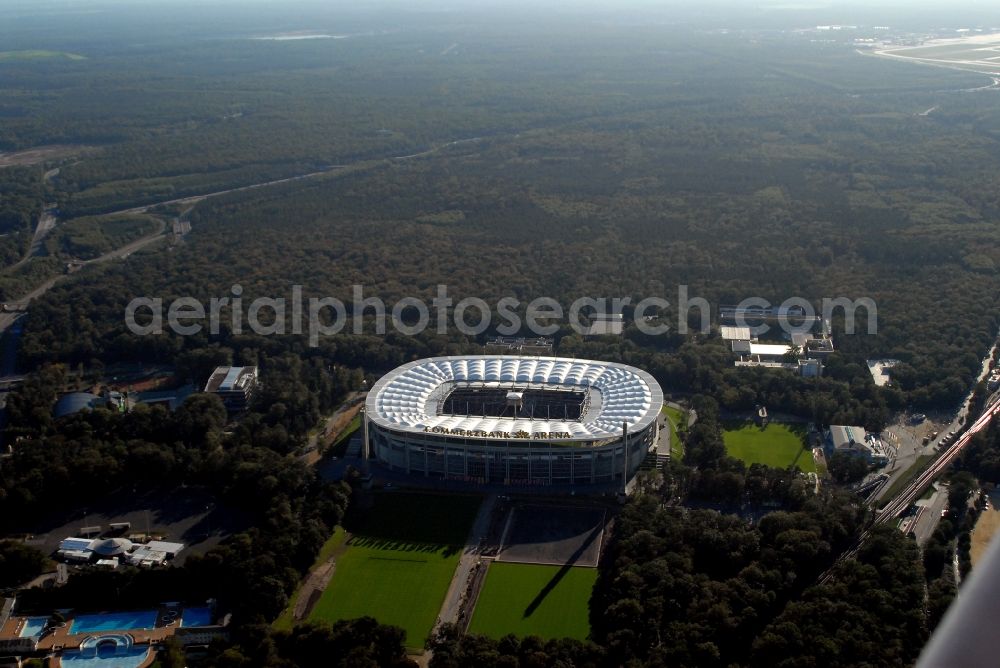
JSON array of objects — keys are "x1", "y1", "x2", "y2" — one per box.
[
  {"x1": 2, "y1": 0, "x2": 999, "y2": 8},
  {"x1": 2, "y1": 0, "x2": 998, "y2": 33}
]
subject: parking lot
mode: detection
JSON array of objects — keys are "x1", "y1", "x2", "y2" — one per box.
[{"x1": 20, "y1": 485, "x2": 246, "y2": 565}]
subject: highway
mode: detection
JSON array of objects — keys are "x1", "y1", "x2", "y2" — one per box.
[
  {"x1": 0, "y1": 134, "x2": 490, "y2": 322},
  {"x1": 101, "y1": 135, "x2": 485, "y2": 218}
]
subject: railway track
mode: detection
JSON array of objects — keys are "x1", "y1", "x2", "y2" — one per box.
[{"x1": 821, "y1": 396, "x2": 1000, "y2": 581}]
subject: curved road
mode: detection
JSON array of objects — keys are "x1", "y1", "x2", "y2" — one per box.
[{"x1": 0, "y1": 135, "x2": 489, "y2": 338}]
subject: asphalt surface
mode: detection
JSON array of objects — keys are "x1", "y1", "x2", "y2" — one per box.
[
  {"x1": 910, "y1": 486, "x2": 949, "y2": 546},
  {"x1": 437, "y1": 493, "x2": 497, "y2": 627}
]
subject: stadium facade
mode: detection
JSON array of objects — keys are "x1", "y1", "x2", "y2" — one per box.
[{"x1": 364, "y1": 355, "x2": 663, "y2": 486}]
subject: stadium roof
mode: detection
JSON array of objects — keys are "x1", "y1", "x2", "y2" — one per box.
[{"x1": 366, "y1": 355, "x2": 662, "y2": 442}]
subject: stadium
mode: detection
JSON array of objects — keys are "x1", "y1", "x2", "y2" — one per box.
[{"x1": 364, "y1": 355, "x2": 663, "y2": 486}]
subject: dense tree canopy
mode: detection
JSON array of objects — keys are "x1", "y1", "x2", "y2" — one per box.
[{"x1": 3, "y1": 6, "x2": 1000, "y2": 666}]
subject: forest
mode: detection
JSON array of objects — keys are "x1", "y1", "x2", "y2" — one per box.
[
  {"x1": 1, "y1": 358, "x2": 359, "y2": 626},
  {"x1": 9, "y1": 24, "x2": 1000, "y2": 407},
  {"x1": 2, "y1": 378, "x2": 923, "y2": 668},
  {"x1": 3, "y1": 3, "x2": 1000, "y2": 665}
]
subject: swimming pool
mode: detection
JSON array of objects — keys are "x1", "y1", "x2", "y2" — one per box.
[
  {"x1": 181, "y1": 606, "x2": 214, "y2": 627},
  {"x1": 69, "y1": 610, "x2": 158, "y2": 634},
  {"x1": 60, "y1": 646, "x2": 149, "y2": 668},
  {"x1": 19, "y1": 617, "x2": 47, "y2": 637}
]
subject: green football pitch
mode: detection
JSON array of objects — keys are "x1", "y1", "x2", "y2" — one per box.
[
  {"x1": 309, "y1": 492, "x2": 480, "y2": 649},
  {"x1": 722, "y1": 421, "x2": 816, "y2": 473},
  {"x1": 468, "y1": 562, "x2": 596, "y2": 640}
]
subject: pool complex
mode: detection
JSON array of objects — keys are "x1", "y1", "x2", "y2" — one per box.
[
  {"x1": 181, "y1": 606, "x2": 214, "y2": 627},
  {"x1": 69, "y1": 610, "x2": 158, "y2": 634},
  {"x1": 19, "y1": 616, "x2": 47, "y2": 637},
  {"x1": 60, "y1": 646, "x2": 149, "y2": 668},
  {"x1": 60, "y1": 634, "x2": 150, "y2": 668}
]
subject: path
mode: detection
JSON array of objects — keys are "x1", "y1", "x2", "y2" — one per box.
[
  {"x1": 292, "y1": 558, "x2": 339, "y2": 623},
  {"x1": 436, "y1": 493, "x2": 498, "y2": 628},
  {"x1": 300, "y1": 392, "x2": 366, "y2": 466}
]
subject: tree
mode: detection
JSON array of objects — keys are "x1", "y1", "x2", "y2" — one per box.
[
  {"x1": 173, "y1": 393, "x2": 228, "y2": 447},
  {"x1": 158, "y1": 636, "x2": 186, "y2": 668},
  {"x1": 827, "y1": 451, "x2": 870, "y2": 485},
  {"x1": 0, "y1": 540, "x2": 48, "y2": 587}
]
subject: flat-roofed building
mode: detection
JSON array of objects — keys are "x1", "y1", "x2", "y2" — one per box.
[
  {"x1": 127, "y1": 541, "x2": 184, "y2": 567},
  {"x1": 749, "y1": 343, "x2": 793, "y2": 359},
  {"x1": 585, "y1": 313, "x2": 624, "y2": 336},
  {"x1": 57, "y1": 537, "x2": 95, "y2": 562},
  {"x1": 484, "y1": 337, "x2": 554, "y2": 356},
  {"x1": 826, "y1": 424, "x2": 888, "y2": 465},
  {"x1": 807, "y1": 336, "x2": 835, "y2": 359},
  {"x1": 204, "y1": 366, "x2": 259, "y2": 411},
  {"x1": 720, "y1": 325, "x2": 751, "y2": 341}
]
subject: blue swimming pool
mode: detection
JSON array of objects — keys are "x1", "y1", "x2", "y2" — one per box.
[
  {"x1": 60, "y1": 646, "x2": 149, "y2": 668},
  {"x1": 181, "y1": 606, "x2": 214, "y2": 627},
  {"x1": 19, "y1": 617, "x2": 47, "y2": 637},
  {"x1": 69, "y1": 610, "x2": 158, "y2": 634}
]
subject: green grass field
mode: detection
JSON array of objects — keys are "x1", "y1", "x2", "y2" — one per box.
[
  {"x1": 309, "y1": 493, "x2": 480, "y2": 649},
  {"x1": 662, "y1": 404, "x2": 687, "y2": 460},
  {"x1": 722, "y1": 421, "x2": 816, "y2": 473},
  {"x1": 468, "y1": 563, "x2": 596, "y2": 640}
]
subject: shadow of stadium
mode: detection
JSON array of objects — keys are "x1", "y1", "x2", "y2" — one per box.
[
  {"x1": 347, "y1": 535, "x2": 460, "y2": 557},
  {"x1": 522, "y1": 522, "x2": 602, "y2": 618}
]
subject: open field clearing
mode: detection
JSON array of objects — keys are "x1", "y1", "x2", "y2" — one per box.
[
  {"x1": 723, "y1": 422, "x2": 815, "y2": 473},
  {"x1": 308, "y1": 493, "x2": 480, "y2": 649},
  {"x1": 468, "y1": 562, "x2": 596, "y2": 640}
]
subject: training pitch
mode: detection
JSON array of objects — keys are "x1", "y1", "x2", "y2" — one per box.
[
  {"x1": 308, "y1": 492, "x2": 480, "y2": 649},
  {"x1": 468, "y1": 562, "x2": 596, "y2": 640},
  {"x1": 723, "y1": 421, "x2": 816, "y2": 473}
]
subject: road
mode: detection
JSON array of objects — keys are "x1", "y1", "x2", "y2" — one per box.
[
  {"x1": 0, "y1": 218, "x2": 168, "y2": 338},
  {"x1": 878, "y1": 396, "x2": 999, "y2": 522},
  {"x1": 4, "y1": 205, "x2": 58, "y2": 275},
  {"x1": 105, "y1": 168, "x2": 344, "y2": 217},
  {"x1": 436, "y1": 493, "x2": 497, "y2": 627},
  {"x1": 825, "y1": 393, "x2": 1000, "y2": 579},
  {"x1": 4, "y1": 168, "x2": 64, "y2": 273},
  {"x1": 0, "y1": 134, "x2": 491, "y2": 342},
  {"x1": 909, "y1": 486, "x2": 949, "y2": 546},
  {"x1": 80, "y1": 217, "x2": 167, "y2": 262},
  {"x1": 102, "y1": 136, "x2": 485, "y2": 218},
  {"x1": 0, "y1": 134, "x2": 494, "y2": 394},
  {"x1": 28, "y1": 207, "x2": 57, "y2": 257},
  {"x1": 879, "y1": 336, "x2": 1000, "y2": 503}
]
